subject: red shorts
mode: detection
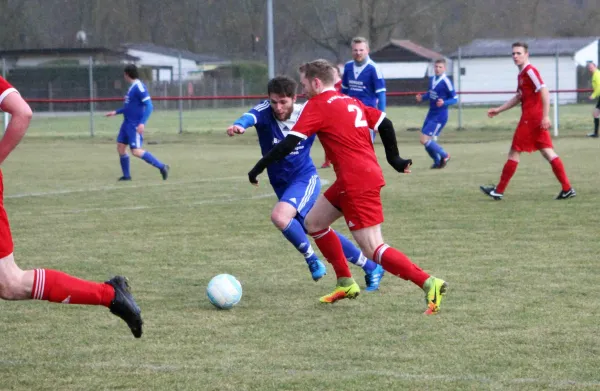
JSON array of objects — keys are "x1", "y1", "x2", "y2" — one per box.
[
  {"x1": 324, "y1": 181, "x2": 384, "y2": 231},
  {"x1": 511, "y1": 118, "x2": 553, "y2": 152},
  {"x1": 0, "y1": 171, "x2": 14, "y2": 258}
]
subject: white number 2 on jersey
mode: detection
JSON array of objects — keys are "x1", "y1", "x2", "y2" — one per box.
[{"x1": 348, "y1": 104, "x2": 368, "y2": 127}]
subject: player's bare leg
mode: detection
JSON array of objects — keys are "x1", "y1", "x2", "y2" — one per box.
[
  {"x1": 304, "y1": 196, "x2": 359, "y2": 303},
  {"x1": 0, "y1": 253, "x2": 143, "y2": 337},
  {"x1": 540, "y1": 148, "x2": 576, "y2": 199},
  {"x1": 351, "y1": 225, "x2": 448, "y2": 314},
  {"x1": 271, "y1": 201, "x2": 326, "y2": 281}
]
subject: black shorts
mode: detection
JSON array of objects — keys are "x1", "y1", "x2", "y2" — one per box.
[{"x1": 595, "y1": 97, "x2": 600, "y2": 109}]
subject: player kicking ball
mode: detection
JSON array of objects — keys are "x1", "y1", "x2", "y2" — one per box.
[
  {"x1": 247, "y1": 61, "x2": 447, "y2": 314},
  {"x1": 480, "y1": 42, "x2": 575, "y2": 200},
  {"x1": 228, "y1": 76, "x2": 385, "y2": 291}
]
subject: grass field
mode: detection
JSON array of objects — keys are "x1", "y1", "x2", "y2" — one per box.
[{"x1": 1, "y1": 105, "x2": 600, "y2": 390}]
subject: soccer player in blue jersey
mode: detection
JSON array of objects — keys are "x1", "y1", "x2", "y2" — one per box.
[
  {"x1": 341, "y1": 37, "x2": 386, "y2": 142},
  {"x1": 106, "y1": 64, "x2": 169, "y2": 181},
  {"x1": 415, "y1": 59, "x2": 457, "y2": 169},
  {"x1": 227, "y1": 76, "x2": 385, "y2": 290}
]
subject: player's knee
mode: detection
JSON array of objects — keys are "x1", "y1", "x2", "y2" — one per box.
[
  {"x1": 271, "y1": 211, "x2": 292, "y2": 230},
  {"x1": 131, "y1": 148, "x2": 145, "y2": 158}
]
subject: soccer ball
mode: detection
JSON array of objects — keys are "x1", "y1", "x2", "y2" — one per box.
[{"x1": 206, "y1": 274, "x2": 242, "y2": 309}]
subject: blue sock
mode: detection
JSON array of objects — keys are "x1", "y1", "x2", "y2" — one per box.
[
  {"x1": 141, "y1": 152, "x2": 165, "y2": 170},
  {"x1": 282, "y1": 219, "x2": 319, "y2": 263},
  {"x1": 335, "y1": 231, "x2": 378, "y2": 273},
  {"x1": 119, "y1": 154, "x2": 131, "y2": 178},
  {"x1": 424, "y1": 140, "x2": 441, "y2": 165},
  {"x1": 430, "y1": 140, "x2": 448, "y2": 159}
]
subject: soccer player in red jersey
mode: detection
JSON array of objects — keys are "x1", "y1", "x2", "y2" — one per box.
[
  {"x1": 248, "y1": 60, "x2": 448, "y2": 314},
  {"x1": 480, "y1": 42, "x2": 575, "y2": 200},
  {"x1": 319, "y1": 66, "x2": 342, "y2": 169},
  {"x1": 0, "y1": 77, "x2": 143, "y2": 337}
]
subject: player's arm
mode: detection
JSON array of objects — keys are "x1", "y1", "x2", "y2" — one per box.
[
  {"x1": 106, "y1": 106, "x2": 124, "y2": 117},
  {"x1": 140, "y1": 98, "x2": 153, "y2": 125},
  {"x1": 0, "y1": 91, "x2": 33, "y2": 165},
  {"x1": 540, "y1": 86, "x2": 551, "y2": 129},
  {"x1": 341, "y1": 68, "x2": 349, "y2": 94},
  {"x1": 227, "y1": 112, "x2": 256, "y2": 136},
  {"x1": 373, "y1": 66, "x2": 386, "y2": 111},
  {"x1": 248, "y1": 134, "x2": 302, "y2": 184},
  {"x1": 488, "y1": 93, "x2": 521, "y2": 117},
  {"x1": 377, "y1": 117, "x2": 412, "y2": 173}
]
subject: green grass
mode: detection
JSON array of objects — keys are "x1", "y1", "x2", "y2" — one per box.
[{"x1": 1, "y1": 105, "x2": 599, "y2": 390}]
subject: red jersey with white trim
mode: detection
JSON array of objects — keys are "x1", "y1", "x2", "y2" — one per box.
[
  {"x1": 290, "y1": 89, "x2": 386, "y2": 191},
  {"x1": 518, "y1": 63, "x2": 545, "y2": 120}
]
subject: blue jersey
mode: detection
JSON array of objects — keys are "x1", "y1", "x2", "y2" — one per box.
[
  {"x1": 120, "y1": 80, "x2": 151, "y2": 124},
  {"x1": 423, "y1": 74, "x2": 457, "y2": 119},
  {"x1": 341, "y1": 58, "x2": 386, "y2": 108},
  {"x1": 237, "y1": 101, "x2": 317, "y2": 188}
]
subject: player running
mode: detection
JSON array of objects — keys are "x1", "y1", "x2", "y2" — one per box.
[
  {"x1": 228, "y1": 76, "x2": 385, "y2": 291},
  {"x1": 247, "y1": 61, "x2": 447, "y2": 314},
  {"x1": 415, "y1": 59, "x2": 457, "y2": 169},
  {"x1": 480, "y1": 42, "x2": 575, "y2": 200},
  {"x1": 0, "y1": 76, "x2": 143, "y2": 338},
  {"x1": 106, "y1": 64, "x2": 169, "y2": 181}
]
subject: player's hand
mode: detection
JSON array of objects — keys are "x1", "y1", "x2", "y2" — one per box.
[
  {"x1": 227, "y1": 125, "x2": 245, "y2": 137},
  {"x1": 541, "y1": 116, "x2": 551, "y2": 130},
  {"x1": 589, "y1": 95, "x2": 595, "y2": 100},
  {"x1": 415, "y1": 94, "x2": 422, "y2": 103},
  {"x1": 136, "y1": 124, "x2": 145, "y2": 134},
  {"x1": 436, "y1": 99, "x2": 444, "y2": 107},
  {"x1": 487, "y1": 108, "x2": 500, "y2": 118},
  {"x1": 105, "y1": 111, "x2": 116, "y2": 117},
  {"x1": 389, "y1": 157, "x2": 412, "y2": 174},
  {"x1": 248, "y1": 170, "x2": 260, "y2": 187}
]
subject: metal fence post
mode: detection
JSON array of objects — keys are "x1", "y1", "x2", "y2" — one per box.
[
  {"x1": 553, "y1": 50, "x2": 559, "y2": 137},
  {"x1": 178, "y1": 52, "x2": 183, "y2": 134},
  {"x1": 457, "y1": 47, "x2": 463, "y2": 130},
  {"x1": 89, "y1": 56, "x2": 94, "y2": 137}
]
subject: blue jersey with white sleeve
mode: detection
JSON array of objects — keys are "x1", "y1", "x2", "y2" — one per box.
[
  {"x1": 235, "y1": 101, "x2": 317, "y2": 188},
  {"x1": 119, "y1": 79, "x2": 152, "y2": 125},
  {"x1": 422, "y1": 73, "x2": 457, "y2": 120},
  {"x1": 341, "y1": 58, "x2": 386, "y2": 109}
]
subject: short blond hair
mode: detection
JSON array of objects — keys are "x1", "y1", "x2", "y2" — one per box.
[
  {"x1": 352, "y1": 36, "x2": 369, "y2": 48},
  {"x1": 298, "y1": 59, "x2": 336, "y2": 84}
]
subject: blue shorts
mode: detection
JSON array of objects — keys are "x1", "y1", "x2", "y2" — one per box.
[
  {"x1": 117, "y1": 122, "x2": 143, "y2": 149},
  {"x1": 421, "y1": 115, "x2": 448, "y2": 137},
  {"x1": 273, "y1": 174, "x2": 321, "y2": 224}
]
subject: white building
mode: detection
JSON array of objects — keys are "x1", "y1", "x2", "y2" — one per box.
[
  {"x1": 450, "y1": 37, "x2": 599, "y2": 104},
  {"x1": 121, "y1": 43, "x2": 230, "y2": 81}
]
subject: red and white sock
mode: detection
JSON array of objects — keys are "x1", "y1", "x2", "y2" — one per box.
[
  {"x1": 373, "y1": 244, "x2": 430, "y2": 288},
  {"x1": 310, "y1": 228, "x2": 352, "y2": 279},
  {"x1": 31, "y1": 269, "x2": 115, "y2": 306},
  {"x1": 549, "y1": 157, "x2": 571, "y2": 191}
]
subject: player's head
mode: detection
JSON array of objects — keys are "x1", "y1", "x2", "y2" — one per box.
[
  {"x1": 298, "y1": 59, "x2": 336, "y2": 99},
  {"x1": 124, "y1": 64, "x2": 139, "y2": 82},
  {"x1": 267, "y1": 76, "x2": 297, "y2": 121},
  {"x1": 351, "y1": 37, "x2": 370, "y2": 63},
  {"x1": 587, "y1": 61, "x2": 597, "y2": 73},
  {"x1": 511, "y1": 42, "x2": 529, "y2": 67},
  {"x1": 434, "y1": 59, "x2": 446, "y2": 76}
]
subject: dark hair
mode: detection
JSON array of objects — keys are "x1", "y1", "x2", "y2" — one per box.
[
  {"x1": 434, "y1": 58, "x2": 446, "y2": 65},
  {"x1": 267, "y1": 76, "x2": 297, "y2": 97},
  {"x1": 512, "y1": 42, "x2": 529, "y2": 52},
  {"x1": 298, "y1": 59, "x2": 336, "y2": 84},
  {"x1": 124, "y1": 64, "x2": 139, "y2": 79}
]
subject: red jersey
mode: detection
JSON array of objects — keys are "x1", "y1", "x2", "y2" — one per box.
[
  {"x1": 290, "y1": 89, "x2": 386, "y2": 192},
  {"x1": 518, "y1": 63, "x2": 545, "y2": 120}
]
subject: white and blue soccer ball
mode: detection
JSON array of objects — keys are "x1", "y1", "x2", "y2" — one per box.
[{"x1": 206, "y1": 274, "x2": 242, "y2": 309}]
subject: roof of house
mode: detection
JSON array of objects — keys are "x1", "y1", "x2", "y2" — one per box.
[
  {"x1": 370, "y1": 39, "x2": 446, "y2": 62},
  {"x1": 121, "y1": 43, "x2": 229, "y2": 64},
  {"x1": 449, "y1": 37, "x2": 599, "y2": 58},
  {"x1": 0, "y1": 47, "x2": 138, "y2": 61}
]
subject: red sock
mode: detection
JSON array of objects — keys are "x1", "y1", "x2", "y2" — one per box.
[
  {"x1": 373, "y1": 244, "x2": 430, "y2": 288},
  {"x1": 310, "y1": 228, "x2": 352, "y2": 279},
  {"x1": 550, "y1": 157, "x2": 571, "y2": 191},
  {"x1": 496, "y1": 159, "x2": 519, "y2": 194},
  {"x1": 31, "y1": 269, "x2": 115, "y2": 307}
]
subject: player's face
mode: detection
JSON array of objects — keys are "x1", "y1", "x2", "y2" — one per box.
[
  {"x1": 512, "y1": 47, "x2": 528, "y2": 67},
  {"x1": 269, "y1": 93, "x2": 295, "y2": 121},
  {"x1": 352, "y1": 42, "x2": 369, "y2": 62},
  {"x1": 434, "y1": 62, "x2": 445, "y2": 76},
  {"x1": 588, "y1": 63, "x2": 596, "y2": 73},
  {"x1": 300, "y1": 73, "x2": 318, "y2": 99}
]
